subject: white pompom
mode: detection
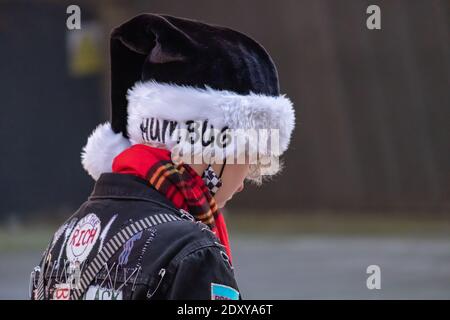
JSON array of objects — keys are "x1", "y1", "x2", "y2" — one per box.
[{"x1": 81, "y1": 122, "x2": 131, "y2": 180}]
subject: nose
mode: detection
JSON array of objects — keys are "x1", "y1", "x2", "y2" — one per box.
[{"x1": 236, "y1": 184, "x2": 244, "y2": 193}]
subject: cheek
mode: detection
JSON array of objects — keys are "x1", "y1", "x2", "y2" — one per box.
[{"x1": 214, "y1": 176, "x2": 236, "y2": 201}]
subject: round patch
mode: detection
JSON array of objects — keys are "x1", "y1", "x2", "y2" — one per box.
[{"x1": 66, "y1": 213, "x2": 101, "y2": 262}]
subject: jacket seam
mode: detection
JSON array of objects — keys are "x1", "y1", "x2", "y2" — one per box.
[{"x1": 88, "y1": 195, "x2": 183, "y2": 216}]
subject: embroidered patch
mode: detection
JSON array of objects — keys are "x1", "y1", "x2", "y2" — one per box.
[
  {"x1": 84, "y1": 285, "x2": 123, "y2": 300},
  {"x1": 53, "y1": 283, "x2": 71, "y2": 300},
  {"x1": 66, "y1": 213, "x2": 101, "y2": 263},
  {"x1": 211, "y1": 283, "x2": 239, "y2": 300},
  {"x1": 118, "y1": 230, "x2": 143, "y2": 266},
  {"x1": 51, "y1": 223, "x2": 68, "y2": 247}
]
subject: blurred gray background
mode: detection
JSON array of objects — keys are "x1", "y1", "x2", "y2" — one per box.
[{"x1": 0, "y1": 0, "x2": 449, "y2": 299}]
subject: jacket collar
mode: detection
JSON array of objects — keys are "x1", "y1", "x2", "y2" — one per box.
[{"x1": 89, "y1": 173, "x2": 178, "y2": 211}]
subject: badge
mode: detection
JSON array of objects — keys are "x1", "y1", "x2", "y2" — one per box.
[
  {"x1": 211, "y1": 283, "x2": 239, "y2": 300},
  {"x1": 53, "y1": 283, "x2": 71, "y2": 300},
  {"x1": 66, "y1": 213, "x2": 101, "y2": 263}
]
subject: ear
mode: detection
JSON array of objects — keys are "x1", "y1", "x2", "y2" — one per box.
[{"x1": 109, "y1": 14, "x2": 197, "y2": 136}]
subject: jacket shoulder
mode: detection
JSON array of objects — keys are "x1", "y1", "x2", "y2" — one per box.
[
  {"x1": 147, "y1": 218, "x2": 238, "y2": 300},
  {"x1": 149, "y1": 211, "x2": 223, "y2": 259}
]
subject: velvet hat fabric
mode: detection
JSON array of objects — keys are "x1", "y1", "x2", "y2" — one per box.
[{"x1": 82, "y1": 13, "x2": 295, "y2": 182}]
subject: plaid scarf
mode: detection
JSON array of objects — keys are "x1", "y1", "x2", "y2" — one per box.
[{"x1": 111, "y1": 144, "x2": 232, "y2": 262}]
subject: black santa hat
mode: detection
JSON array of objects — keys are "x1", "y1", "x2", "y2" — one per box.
[{"x1": 82, "y1": 13, "x2": 295, "y2": 182}]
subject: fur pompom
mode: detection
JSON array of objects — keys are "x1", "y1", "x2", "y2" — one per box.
[{"x1": 81, "y1": 122, "x2": 131, "y2": 180}]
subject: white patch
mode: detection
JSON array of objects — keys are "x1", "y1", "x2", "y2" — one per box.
[
  {"x1": 66, "y1": 213, "x2": 101, "y2": 263},
  {"x1": 53, "y1": 283, "x2": 71, "y2": 300},
  {"x1": 84, "y1": 285, "x2": 123, "y2": 300}
]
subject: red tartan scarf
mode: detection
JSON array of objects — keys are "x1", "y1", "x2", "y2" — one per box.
[{"x1": 111, "y1": 144, "x2": 232, "y2": 262}]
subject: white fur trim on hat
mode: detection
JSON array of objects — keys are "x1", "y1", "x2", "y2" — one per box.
[
  {"x1": 81, "y1": 81, "x2": 295, "y2": 181},
  {"x1": 127, "y1": 81, "x2": 295, "y2": 153}
]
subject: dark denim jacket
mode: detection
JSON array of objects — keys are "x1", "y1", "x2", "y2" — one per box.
[{"x1": 30, "y1": 173, "x2": 240, "y2": 300}]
